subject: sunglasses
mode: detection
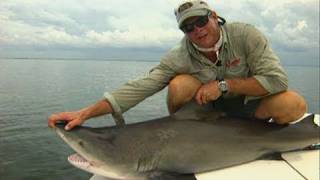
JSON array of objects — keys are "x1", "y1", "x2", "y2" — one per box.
[{"x1": 180, "y1": 12, "x2": 211, "y2": 33}]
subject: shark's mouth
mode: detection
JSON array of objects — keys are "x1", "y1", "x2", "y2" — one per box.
[
  {"x1": 67, "y1": 153, "x2": 130, "y2": 179},
  {"x1": 68, "y1": 153, "x2": 92, "y2": 169}
]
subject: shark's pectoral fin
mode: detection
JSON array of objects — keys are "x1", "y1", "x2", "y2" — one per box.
[{"x1": 148, "y1": 172, "x2": 196, "y2": 180}]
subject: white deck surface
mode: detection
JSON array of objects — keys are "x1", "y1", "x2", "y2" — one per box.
[
  {"x1": 282, "y1": 150, "x2": 319, "y2": 180},
  {"x1": 196, "y1": 150, "x2": 319, "y2": 180}
]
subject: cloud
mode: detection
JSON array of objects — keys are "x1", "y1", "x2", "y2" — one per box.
[
  {"x1": 212, "y1": 0, "x2": 319, "y2": 52},
  {"x1": 0, "y1": 15, "x2": 82, "y2": 46},
  {"x1": 0, "y1": 0, "x2": 319, "y2": 62},
  {"x1": 85, "y1": 28, "x2": 180, "y2": 48},
  {"x1": 0, "y1": 0, "x2": 183, "y2": 49}
]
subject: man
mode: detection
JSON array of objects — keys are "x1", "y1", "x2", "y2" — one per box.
[{"x1": 48, "y1": 0, "x2": 306, "y2": 130}]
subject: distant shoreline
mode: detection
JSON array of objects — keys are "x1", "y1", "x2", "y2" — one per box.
[
  {"x1": 0, "y1": 57, "x2": 160, "y2": 62},
  {"x1": 0, "y1": 57, "x2": 318, "y2": 67}
]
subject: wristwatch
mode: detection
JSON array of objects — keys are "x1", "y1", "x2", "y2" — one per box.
[{"x1": 218, "y1": 79, "x2": 228, "y2": 94}]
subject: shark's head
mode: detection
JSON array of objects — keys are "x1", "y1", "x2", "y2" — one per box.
[{"x1": 54, "y1": 122, "x2": 135, "y2": 179}]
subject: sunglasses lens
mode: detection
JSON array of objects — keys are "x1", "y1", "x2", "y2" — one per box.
[
  {"x1": 181, "y1": 15, "x2": 209, "y2": 33},
  {"x1": 196, "y1": 16, "x2": 209, "y2": 28},
  {"x1": 182, "y1": 24, "x2": 194, "y2": 33}
]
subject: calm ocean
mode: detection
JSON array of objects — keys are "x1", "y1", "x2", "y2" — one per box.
[{"x1": 0, "y1": 58, "x2": 319, "y2": 180}]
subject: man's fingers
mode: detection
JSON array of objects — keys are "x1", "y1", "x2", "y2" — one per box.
[
  {"x1": 48, "y1": 114, "x2": 62, "y2": 128},
  {"x1": 196, "y1": 91, "x2": 209, "y2": 105},
  {"x1": 65, "y1": 119, "x2": 82, "y2": 131},
  {"x1": 47, "y1": 113, "x2": 72, "y2": 128},
  {"x1": 195, "y1": 90, "x2": 202, "y2": 105},
  {"x1": 201, "y1": 92, "x2": 208, "y2": 104},
  {"x1": 47, "y1": 113, "x2": 82, "y2": 130}
]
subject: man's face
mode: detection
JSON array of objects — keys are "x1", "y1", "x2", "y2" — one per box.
[{"x1": 183, "y1": 12, "x2": 220, "y2": 48}]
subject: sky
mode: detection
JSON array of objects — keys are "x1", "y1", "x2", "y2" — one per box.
[{"x1": 0, "y1": 0, "x2": 319, "y2": 65}]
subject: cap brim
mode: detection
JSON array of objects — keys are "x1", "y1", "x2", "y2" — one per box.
[{"x1": 178, "y1": 9, "x2": 208, "y2": 27}]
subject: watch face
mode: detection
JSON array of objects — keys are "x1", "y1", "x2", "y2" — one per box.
[{"x1": 219, "y1": 81, "x2": 228, "y2": 92}]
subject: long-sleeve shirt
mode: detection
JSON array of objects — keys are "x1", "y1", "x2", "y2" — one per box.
[{"x1": 104, "y1": 22, "x2": 288, "y2": 123}]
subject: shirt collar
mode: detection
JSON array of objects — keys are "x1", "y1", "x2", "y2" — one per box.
[{"x1": 220, "y1": 24, "x2": 229, "y2": 47}]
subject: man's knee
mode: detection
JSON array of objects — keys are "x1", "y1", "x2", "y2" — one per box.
[
  {"x1": 167, "y1": 74, "x2": 201, "y2": 114},
  {"x1": 284, "y1": 91, "x2": 307, "y2": 121},
  {"x1": 168, "y1": 74, "x2": 201, "y2": 98},
  {"x1": 255, "y1": 90, "x2": 307, "y2": 124}
]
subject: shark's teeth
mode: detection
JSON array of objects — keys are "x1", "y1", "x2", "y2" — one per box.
[{"x1": 68, "y1": 153, "x2": 90, "y2": 167}]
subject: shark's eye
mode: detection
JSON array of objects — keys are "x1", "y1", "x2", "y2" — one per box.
[{"x1": 78, "y1": 141, "x2": 84, "y2": 147}]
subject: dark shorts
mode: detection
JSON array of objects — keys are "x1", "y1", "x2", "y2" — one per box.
[{"x1": 212, "y1": 96, "x2": 262, "y2": 119}]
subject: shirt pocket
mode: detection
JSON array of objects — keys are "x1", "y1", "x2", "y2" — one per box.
[{"x1": 225, "y1": 57, "x2": 249, "y2": 78}]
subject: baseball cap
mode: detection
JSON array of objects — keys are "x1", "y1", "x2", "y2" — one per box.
[{"x1": 174, "y1": 0, "x2": 213, "y2": 28}]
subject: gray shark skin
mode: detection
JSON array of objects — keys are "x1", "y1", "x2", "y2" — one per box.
[{"x1": 54, "y1": 102, "x2": 319, "y2": 180}]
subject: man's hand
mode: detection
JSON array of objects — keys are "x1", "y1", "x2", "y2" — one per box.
[
  {"x1": 195, "y1": 80, "x2": 222, "y2": 105},
  {"x1": 48, "y1": 99, "x2": 113, "y2": 130},
  {"x1": 48, "y1": 111, "x2": 86, "y2": 130}
]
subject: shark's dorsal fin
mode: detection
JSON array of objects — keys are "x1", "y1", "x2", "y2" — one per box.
[{"x1": 290, "y1": 114, "x2": 320, "y2": 129}]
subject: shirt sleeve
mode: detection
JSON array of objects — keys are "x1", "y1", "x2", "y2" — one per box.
[
  {"x1": 244, "y1": 24, "x2": 288, "y2": 95},
  {"x1": 103, "y1": 61, "x2": 176, "y2": 122}
]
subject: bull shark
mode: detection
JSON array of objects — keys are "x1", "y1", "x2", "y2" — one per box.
[{"x1": 53, "y1": 102, "x2": 320, "y2": 180}]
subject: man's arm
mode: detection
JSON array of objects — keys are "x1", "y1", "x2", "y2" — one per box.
[
  {"x1": 48, "y1": 61, "x2": 176, "y2": 130},
  {"x1": 223, "y1": 24, "x2": 288, "y2": 96},
  {"x1": 225, "y1": 77, "x2": 268, "y2": 96},
  {"x1": 79, "y1": 99, "x2": 114, "y2": 121},
  {"x1": 195, "y1": 77, "x2": 268, "y2": 105},
  {"x1": 48, "y1": 99, "x2": 113, "y2": 130},
  {"x1": 244, "y1": 24, "x2": 288, "y2": 95},
  {"x1": 104, "y1": 61, "x2": 176, "y2": 118}
]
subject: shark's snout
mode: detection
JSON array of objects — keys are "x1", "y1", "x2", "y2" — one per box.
[
  {"x1": 54, "y1": 126, "x2": 66, "y2": 140},
  {"x1": 53, "y1": 124, "x2": 97, "y2": 171},
  {"x1": 53, "y1": 123, "x2": 133, "y2": 179}
]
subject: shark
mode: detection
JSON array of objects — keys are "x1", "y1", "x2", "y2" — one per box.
[{"x1": 53, "y1": 102, "x2": 320, "y2": 180}]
